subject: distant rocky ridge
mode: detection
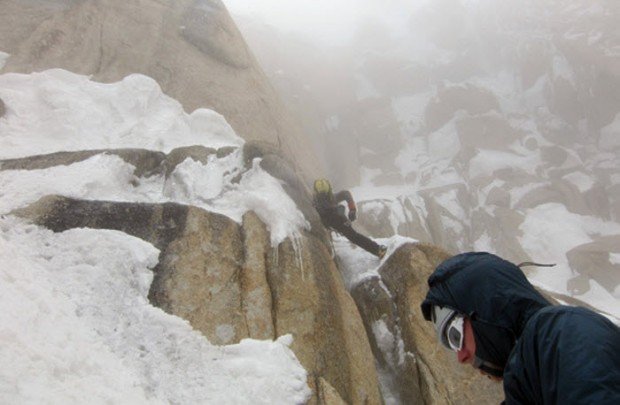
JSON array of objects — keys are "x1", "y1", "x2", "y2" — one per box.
[
  {"x1": 0, "y1": 0, "x2": 322, "y2": 181},
  {"x1": 4, "y1": 145, "x2": 504, "y2": 404},
  {"x1": 233, "y1": 0, "x2": 620, "y2": 307}
]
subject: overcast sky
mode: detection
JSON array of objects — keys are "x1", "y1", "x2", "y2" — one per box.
[{"x1": 222, "y1": 0, "x2": 430, "y2": 45}]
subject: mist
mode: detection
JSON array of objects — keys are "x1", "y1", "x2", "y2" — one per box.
[
  {"x1": 224, "y1": 0, "x2": 426, "y2": 46},
  {"x1": 223, "y1": 0, "x2": 620, "y2": 308},
  {"x1": 224, "y1": 0, "x2": 619, "y2": 185}
]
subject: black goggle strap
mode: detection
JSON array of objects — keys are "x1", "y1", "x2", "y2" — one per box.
[{"x1": 473, "y1": 356, "x2": 504, "y2": 378}]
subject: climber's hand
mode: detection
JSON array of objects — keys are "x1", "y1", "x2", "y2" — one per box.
[{"x1": 348, "y1": 209, "x2": 357, "y2": 222}]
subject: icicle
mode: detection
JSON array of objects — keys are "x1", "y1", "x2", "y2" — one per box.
[
  {"x1": 290, "y1": 233, "x2": 305, "y2": 282},
  {"x1": 378, "y1": 279, "x2": 394, "y2": 300}
]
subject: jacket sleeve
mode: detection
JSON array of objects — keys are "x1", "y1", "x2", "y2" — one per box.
[
  {"x1": 333, "y1": 190, "x2": 356, "y2": 212},
  {"x1": 504, "y1": 307, "x2": 620, "y2": 405}
]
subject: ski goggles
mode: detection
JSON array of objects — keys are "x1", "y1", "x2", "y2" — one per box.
[
  {"x1": 431, "y1": 306, "x2": 465, "y2": 352},
  {"x1": 443, "y1": 315, "x2": 465, "y2": 352}
]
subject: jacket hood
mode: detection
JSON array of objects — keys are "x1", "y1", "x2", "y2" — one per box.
[{"x1": 421, "y1": 252, "x2": 551, "y2": 368}]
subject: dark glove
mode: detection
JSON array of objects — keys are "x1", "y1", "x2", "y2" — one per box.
[{"x1": 348, "y1": 209, "x2": 357, "y2": 222}]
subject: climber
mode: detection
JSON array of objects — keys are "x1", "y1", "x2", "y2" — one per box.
[
  {"x1": 420, "y1": 252, "x2": 620, "y2": 404},
  {"x1": 312, "y1": 178, "x2": 387, "y2": 259}
]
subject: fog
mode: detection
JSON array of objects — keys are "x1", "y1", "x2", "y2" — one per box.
[
  {"x1": 224, "y1": 0, "x2": 620, "y2": 310},
  {"x1": 224, "y1": 0, "x2": 619, "y2": 186},
  {"x1": 224, "y1": 0, "x2": 426, "y2": 46}
]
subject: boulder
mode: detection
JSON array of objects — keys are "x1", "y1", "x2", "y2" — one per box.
[
  {"x1": 376, "y1": 243, "x2": 504, "y2": 404},
  {"x1": 12, "y1": 195, "x2": 382, "y2": 404},
  {"x1": 351, "y1": 277, "x2": 422, "y2": 404},
  {"x1": 485, "y1": 186, "x2": 511, "y2": 208},
  {"x1": 540, "y1": 145, "x2": 569, "y2": 167},
  {"x1": 0, "y1": 97, "x2": 5, "y2": 118},
  {"x1": 164, "y1": 145, "x2": 217, "y2": 177},
  {"x1": 514, "y1": 180, "x2": 591, "y2": 215},
  {"x1": 424, "y1": 84, "x2": 500, "y2": 133},
  {"x1": 456, "y1": 113, "x2": 522, "y2": 150},
  {"x1": 267, "y1": 236, "x2": 382, "y2": 404},
  {"x1": 566, "y1": 235, "x2": 620, "y2": 294},
  {"x1": 420, "y1": 184, "x2": 471, "y2": 253},
  {"x1": 356, "y1": 197, "x2": 433, "y2": 243},
  {"x1": 470, "y1": 207, "x2": 528, "y2": 265}
]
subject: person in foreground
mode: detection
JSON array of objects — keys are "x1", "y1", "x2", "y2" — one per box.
[
  {"x1": 421, "y1": 251, "x2": 620, "y2": 404},
  {"x1": 312, "y1": 178, "x2": 387, "y2": 258}
]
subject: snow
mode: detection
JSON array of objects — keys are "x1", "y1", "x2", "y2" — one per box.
[
  {"x1": 562, "y1": 171, "x2": 595, "y2": 193},
  {"x1": 0, "y1": 69, "x2": 243, "y2": 159},
  {"x1": 473, "y1": 231, "x2": 492, "y2": 252},
  {"x1": 0, "y1": 69, "x2": 308, "y2": 246},
  {"x1": 510, "y1": 182, "x2": 545, "y2": 208},
  {"x1": 0, "y1": 51, "x2": 8, "y2": 70},
  {"x1": 333, "y1": 233, "x2": 416, "y2": 291},
  {"x1": 333, "y1": 232, "x2": 413, "y2": 405},
  {"x1": 469, "y1": 149, "x2": 540, "y2": 180},
  {"x1": 372, "y1": 320, "x2": 405, "y2": 368},
  {"x1": 0, "y1": 217, "x2": 310, "y2": 404},
  {"x1": 519, "y1": 203, "x2": 620, "y2": 319},
  {"x1": 0, "y1": 154, "x2": 161, "y2": 213},
  {"x1": 0, "y1": 70, "x2": 311, "y2": 403},
  {"x1": 434, "y1": 189, "x2": 467, "y2": 220}
]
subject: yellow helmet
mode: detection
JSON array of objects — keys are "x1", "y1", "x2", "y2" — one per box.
[{"x1": 313, "y1": 178, "x2": 332, "y2": 194}]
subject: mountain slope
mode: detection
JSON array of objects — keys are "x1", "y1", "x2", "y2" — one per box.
[{"x1": 0, "y1": 0, "x2": 322, "y2": 180}]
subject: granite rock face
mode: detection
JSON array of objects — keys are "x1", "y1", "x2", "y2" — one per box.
[
  {"x1": 13, "y1": 194, "x2": 382, "y2": 404},
  {"x1": 0, "y1": 0, "x2": 322, "y2": 181},
  {"x1": 353, "y1": 242, "x2": 505, "y2": 404},
  {"x1": 5, "y1": 142, "x2": 517, "y2": 403},
  {"x1": 5, "y1": 144, "x2": 381, "y2": 404}
]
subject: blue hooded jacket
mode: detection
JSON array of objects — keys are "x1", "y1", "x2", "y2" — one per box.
[{"x1": 421, "y1": 252, "x2": 620, "y2": 404}]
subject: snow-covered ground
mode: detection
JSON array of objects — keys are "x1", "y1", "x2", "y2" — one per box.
[{"x1": 0, "y1": 69, "x2": 311, "y2": 404}]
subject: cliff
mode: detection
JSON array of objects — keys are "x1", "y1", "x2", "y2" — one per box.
[
  {"x1": 4, "y1": 144, "x2": 503, "y2": 404},
  {"x1": 0, "y1": 0, "x2": 321, "y2": 180}
]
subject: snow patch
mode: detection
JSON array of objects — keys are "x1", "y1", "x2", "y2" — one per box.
[
  {"x1": 0, "y1": 217, "x2": 310, "y2": 404},
  {"x1": 469, "y1": 149, "x2": 540, "y2": 180},
  {"x1": 0, "y1": 51, "x2": 8, "y2": 70},
  {"x1": 333, "y1": 234, "x2": 416, "y2": 291},
  {"x1": 473, "y1": 231, "x2": 493, "y2": 252},
  {"x1": 0, "y1": 69, "x2": 242, "y2": 159},
  {"x1": 0, "y1": 70, "x2": 309, "y2": 246},
  {"x1": 519, "y1": 203, "x2": 620, "y2": 319},
  {"x1": 562, "y1": 171, "x2": 595, "y2": 193}
]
